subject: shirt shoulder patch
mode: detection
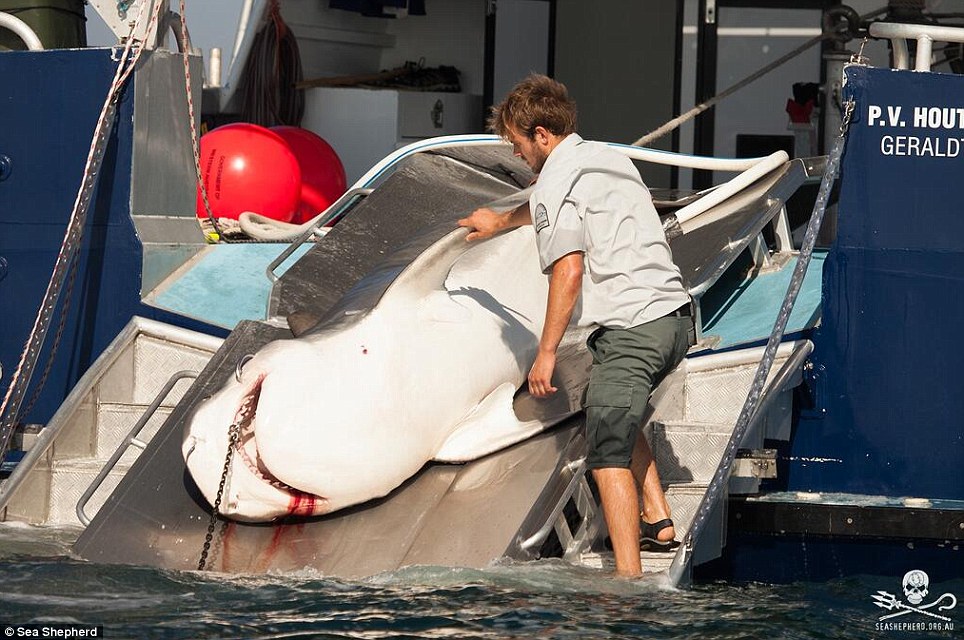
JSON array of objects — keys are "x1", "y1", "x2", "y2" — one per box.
[{"x1": 534, "y1": 203, "x2": 550, "y2": 233}]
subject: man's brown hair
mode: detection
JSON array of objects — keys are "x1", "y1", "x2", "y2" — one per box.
[{"x1": 488, "y1": 74, "x2": 577, "y2": 139}]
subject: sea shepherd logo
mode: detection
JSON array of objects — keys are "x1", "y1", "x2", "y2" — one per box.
[
  {"x1": 534, "y1": 203, "x2": 550, "y2": 232},
  {"x1": 873, "y1": 570, "x2": 957, "y2": 632}
]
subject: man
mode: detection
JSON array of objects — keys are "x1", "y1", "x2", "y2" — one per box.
[{"x1": 458, "y1": 74, "x2": 692, "y2": 577}]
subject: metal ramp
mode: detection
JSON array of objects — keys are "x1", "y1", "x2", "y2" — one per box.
[
  {"x1": 6, "y1": 143, "x2": 819, "y2": 579},
  {"x1": 70, "y1": 148, "x2": 592, "y2": 575},
  {"x1": 71, "y1": 320, "x2": 591, "y2": 576},
  {"x1": 66, "y1": 324, "x2": 809, "y2": 577}
]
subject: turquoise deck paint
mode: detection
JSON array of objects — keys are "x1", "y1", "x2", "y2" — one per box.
[
  {"x1": 150, "y1": 243, "x2": 313, "y2": 329},
  {"x1": 700, "y1": 251, "x2": 827, "y2": 350}
]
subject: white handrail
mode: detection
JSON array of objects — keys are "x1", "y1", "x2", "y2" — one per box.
[
  {"x1": 674, "y1": 151, "x2": 789, "y2": 224},
  {"x1": 608, "y1": 142, "x2": 778, "y2": 172},
  {"x1": 0, "y1": 11, "x2": 43, "y2": 51},
  {"x1": 243, "y1": 134, "x2": 787, "y2": 241},
  {"x1": 869, "y1": 21, "x2": 964, "y2": 71},
  {"x1": 356, "y1": 135, "x2": 785, "y2": 191}
]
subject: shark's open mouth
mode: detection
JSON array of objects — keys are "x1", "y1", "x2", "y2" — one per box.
[{"x1": 231, "y1": 374, "x2": 325, "y2": 512}]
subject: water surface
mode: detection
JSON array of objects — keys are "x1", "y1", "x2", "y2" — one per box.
[{"x1": 0, "y1": 523, "x2": 958, "y2": 639}]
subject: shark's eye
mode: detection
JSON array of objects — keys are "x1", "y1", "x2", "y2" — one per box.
[{"x1": 235, "y1": 354, "x2": 255, "y2": 382}]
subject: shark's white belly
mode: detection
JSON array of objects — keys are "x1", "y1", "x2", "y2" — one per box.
[{"x1": 183, "y1": 225, "x2": 554, "y2": 521}]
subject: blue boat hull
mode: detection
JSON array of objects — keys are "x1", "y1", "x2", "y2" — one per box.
[{"x1": 0, "y1": 49, "x2": 223, "y2": 427}]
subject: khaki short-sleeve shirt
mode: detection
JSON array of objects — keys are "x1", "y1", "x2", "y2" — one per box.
[{"x1": 529, "y1": 134, "x2": 689, "y2": 328}]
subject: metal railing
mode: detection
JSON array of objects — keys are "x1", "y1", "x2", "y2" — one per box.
[
  {"x1": 263, "y1": 187, "x2": 374, "y2": 283},
  {"x1": 76, "y1": 370, "x2": 199, "y2": 526},
  {"x1": 258, "y1": 133, "x2": 790, "y2": 318},
  {"x1": 0, "y1": 11, "x2": 43, "y2": 50},
  {"x1": 519, "y1": 457, "x2": 589, "y2": 553},
  {"x1": 870, "y1": 22, "x2": 964, "y2": 72}
]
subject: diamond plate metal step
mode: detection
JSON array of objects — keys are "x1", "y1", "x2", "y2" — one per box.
[
  {"x1": 0, "y1": 318, "x2": 222, "y2": 526},
  {"x1": 662, "y1": 483, "x2": 709, "y2": 541},
  {"x1": 47, "y1": 458, "x2": 127, "y2": 526},
  {"x1": 577, "y1": 549, "x2": 677, "y2": 575},
  {"x1": 652, "y1": 420, "x2": 731, "y2": 485},
  {"x1": 92, "y1": 404, "x2": 174, "y2": 465},
  {"x1": 683, "y1": 364, "x2": 756, "y2": 423}
]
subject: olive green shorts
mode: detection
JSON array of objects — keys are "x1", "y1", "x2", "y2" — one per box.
[{"x1": 583, "y1": 313, "x2": 692, "y2": 470}]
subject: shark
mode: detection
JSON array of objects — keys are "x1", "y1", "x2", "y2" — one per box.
[{"x1": 182, "y1": 211, "x2": 587, "y2": 522}]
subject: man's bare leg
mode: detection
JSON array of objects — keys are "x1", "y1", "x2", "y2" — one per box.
[
  {"x1": 630, "y1": 432, "x2": 675, "y2": 543},
  {"x1": 592, "y1": 467, "x2": 641, "y2": 576}
]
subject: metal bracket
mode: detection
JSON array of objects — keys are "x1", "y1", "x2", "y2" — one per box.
[
  {"x1": 747, "y1": 233, "x2": 773, "y2": 272},
  {"x1": 771, "y1": 205, "x2": 794, "y2": 253},
  {"x1": 732, "y1": 448, "x2": 778, "y2": 479},
  {"x1": 519, "y1": 458, "x2": 590, "y2": 553},
  {"x1": 704, "y1": 0, "x2": 716, "y2": 25},
  {"x1": 88, "y1": 0, "x2": 168, "y2": 48}
]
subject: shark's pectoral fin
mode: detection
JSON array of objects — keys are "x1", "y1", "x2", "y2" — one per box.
[
  {"x1": 434, "y1": 380, "x2": 578, "y2": 462},
  {"x1": 433, "y1": 383, "x2": 539, "y2": 462}
]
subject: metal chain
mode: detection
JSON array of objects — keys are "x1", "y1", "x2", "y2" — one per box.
[{"x1": 197, "y1": 419, "x2": 242, "y2": 571}]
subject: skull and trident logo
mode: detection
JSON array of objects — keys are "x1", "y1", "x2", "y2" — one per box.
[{"x1": 872, "y1": 570, "x2": 958, "y2": 622}]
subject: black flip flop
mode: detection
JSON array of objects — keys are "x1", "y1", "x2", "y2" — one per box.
[{"x1": 640, "y1": 518, "x2": 679, "y2": 551}]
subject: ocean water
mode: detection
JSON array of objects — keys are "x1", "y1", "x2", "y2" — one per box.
[{"x1": 0, "y1": 523, "x2": 959, "y2": 640}]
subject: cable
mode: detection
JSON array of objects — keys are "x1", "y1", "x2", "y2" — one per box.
[
  {"x1": 633, "y1": 5, "x2": 884, "y2": 148},
  {"x1": 239, "y1": 0, "x2": 304, "y2": 127},
  {"x1": 0, "y1": 0, "x2": 164, "y2": 463}
]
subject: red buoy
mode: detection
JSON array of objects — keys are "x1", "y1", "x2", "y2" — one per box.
[
  {"x1": 196, "y1": 123, "x2": 302, "y2": 222},
  {"x1": 271, "y1": 126, "x2": 347, "y2": 224}
]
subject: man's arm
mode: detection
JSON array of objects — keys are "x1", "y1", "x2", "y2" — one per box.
[
  {"x1": 528, "y1": 251, "x2": 583, "y2": 397},
  {"x1": 458, "y1": 202, "x2": 531, "y2": 242}
]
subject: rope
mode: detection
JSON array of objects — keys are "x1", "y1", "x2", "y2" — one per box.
[
  {"x1": 0, "y1": 0, "x2": 165, "y2": 462},
  {"x1": 176, "y1": 0, "x2": 224, "y2": 243},
  {"x1": 239, "y1": 0, "x2": 304, "y2": 128},
  {"x1": 633, "y1": 6, "x2": 881, "y2": 148},
  {"x1": 18, "y1": 252, "x2": 80, "y2": 421},
  {"x1": 634, "y1": 33, "x2": 828, "y2": 147}
]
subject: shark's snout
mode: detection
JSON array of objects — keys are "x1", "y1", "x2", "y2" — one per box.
[{"x1": 184, "y1": 366, "x2": 329, "y2": 520}]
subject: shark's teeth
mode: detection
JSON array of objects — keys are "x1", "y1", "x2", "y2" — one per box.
[{"x1": 232, "y1": 374, "x2": 307, "y2": 494}]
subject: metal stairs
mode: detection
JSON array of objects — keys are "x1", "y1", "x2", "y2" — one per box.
[
  {"x1": 0, "y1": 318, "x2": 222, "y2": 526},
  {"x1": 572, "y1": 341, "x2": 807, "y2": 574}
]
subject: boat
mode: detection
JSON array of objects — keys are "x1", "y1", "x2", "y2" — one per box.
[{"x1": 0, "y1": 0, "x2": 960, "y2": 590}]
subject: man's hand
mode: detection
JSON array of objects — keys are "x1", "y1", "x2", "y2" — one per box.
[
  {"x1": 528, "y1": 349, "x2": 558, "y2": 397},
  {"x1": 458, "y1": 202, "x2": 531, "y2": 241},
  {"x1": 529, "y1": 252, "x2": 583, "y2": 398},
  {"x1": 458, "y1": 207, "x2": 504, "y2": 242}
]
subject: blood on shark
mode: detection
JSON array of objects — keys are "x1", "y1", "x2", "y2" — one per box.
[{"x1": 182, "y1": 222, "x2": 578, "y2": 522}]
